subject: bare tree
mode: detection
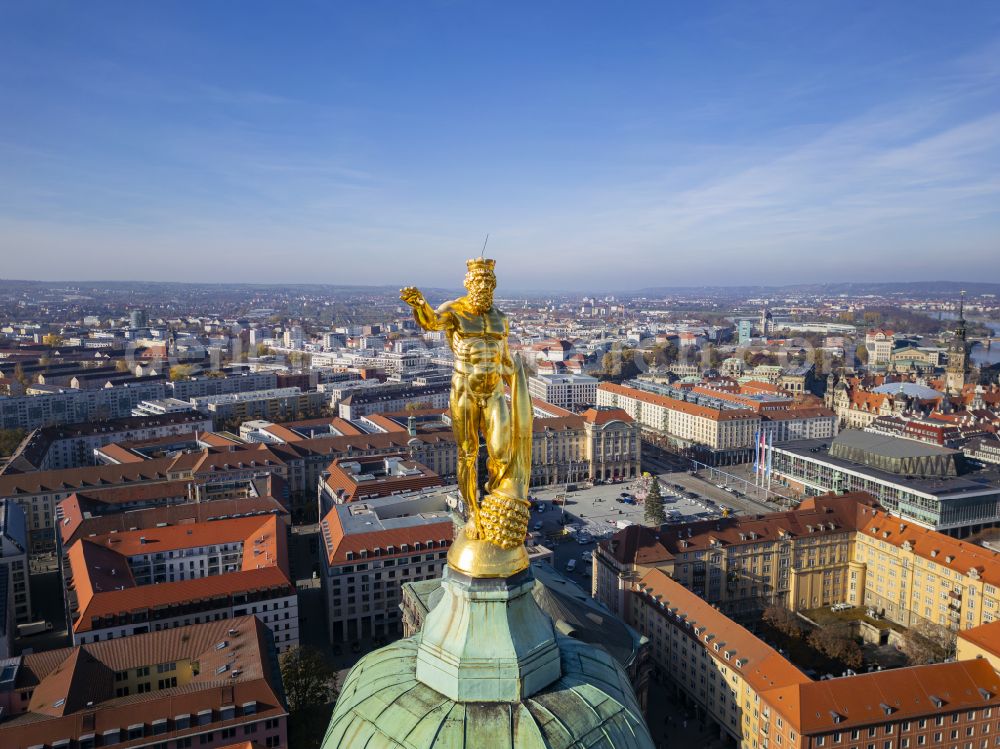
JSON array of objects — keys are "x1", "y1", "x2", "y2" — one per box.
[
  {"x1": 807, "y1": 624, "x2": 863, "y2": 668},
  {"x1": 900, "y1": 619, "x2": 956, "y2": 665},
  {"x1": 763, "y1": 605, "x2": 802, "y2": 639}
]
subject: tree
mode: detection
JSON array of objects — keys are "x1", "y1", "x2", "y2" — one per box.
[
  {"x1": 855, "y1": 344, "x2": 869, "y2": 365},
  {"x1": 807, "y1": 624, "x2": 863, "y2": 668},
  {"x1": 115, "y1": 359, "x2": 132, "y2": 373},
  {"x1": 12, "y1": 363, "x2": 28, "y2": 387},
  {"x1": 280, "y1": 646, "x2": 338, "y2": 748},
  {"x1": 811, "y1": 348, "x2": 828, "y2": 369},
  {"x1": 643, "y1": 477, "x2": 666, "y2": 526},
  {"x1": 169, "y1": 364, "x2": 194, "y2": 381},
  {"x1": 763, "y1": 605, "x2": 802, "y2": 639},
  {"x1": 600, "y1": 347, "x2": 640, "y2": 382},
  {"x1": 0, "y1": 428, "x2": 27, "y2": 457},
  {"x1": 255, "y1": 343, "x2": 273, "y2": 357},
  {"x1": 900, "y1": 619, "x2": 956, "y2": 665},
  {"x1": 42, "y1": 333, "x2": 64, "y2": 347}
]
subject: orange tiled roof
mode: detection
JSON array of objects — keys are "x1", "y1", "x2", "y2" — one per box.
[
  {"x1": 581, "y1": 407, "x2": 634, "y2": 426},
  {"x1": 762, "y1": 659, "x2": 1000, "y2": 733},
  {"x1": 856, "y1": 505, "x2": 1000, "y2": 586},
  {"x1": 0, "y1": 457, "x2": 177, "y2": 497},
  {"x1": 0, "y1": 616, "x2": 285, "y2": 747},
  {"x1": 598, "y1": 382, "x2": 758, "y2": 422},
  {"x1": 958, "y1": 619, "x2": 1000, "y2": 657},
  {"x1": 66, "y1": 514, "x2": 290, "y2": 633},
  {"x1": 603, "y1": 493, "x2": 875, "y2": 564},
  {"x1": 637, "y1": 569, "x2": 810, "y2": 694},
  {"x1": 321, "y1": 504, "x2": 453, "y2": 565},
  {"x1": 59, "y1": 496, "x2": 287, "y2": 547},
  {"x1": 323, "y1": 456, "x2": 443, "y2": 502}
]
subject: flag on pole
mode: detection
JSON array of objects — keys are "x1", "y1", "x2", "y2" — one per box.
[{"x1": 766, "y1": 431, "x2": 774, "y2": 490}]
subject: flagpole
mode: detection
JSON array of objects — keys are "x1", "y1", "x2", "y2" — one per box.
[
  {"x1": 766, "y1": 431, "x2": 774, "y2": 493},
  {"x1": 753, "y1": 430, "x2": 760, "y2": 489}
]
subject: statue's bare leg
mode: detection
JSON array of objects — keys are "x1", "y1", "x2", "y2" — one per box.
[
  {"x1": 451, "y1": 386, "x2": 482, "y2": 538},
  {"x1": 481, "y1": 389, "x2": 511, "y2": 494}
]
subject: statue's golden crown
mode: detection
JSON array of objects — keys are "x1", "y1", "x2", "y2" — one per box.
[{"x1": 466, "y1": 257, "x2": 496, "y2": 272}]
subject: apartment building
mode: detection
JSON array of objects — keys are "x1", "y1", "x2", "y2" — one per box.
[
  {"x1": 63, "y1": 512, "x2": 298, "y2": 652},
  {"x1": 321, "y1": 455, "x2": 444, "y2": 503},
  {"x1": 594, "y1": 493, "x2": 868, "y2": 620},
  {"x1": 865, "y1": 328, "x2": 895, "y2": 367},
  {"x1": 58, "y1": 496, "x2": 288, "y2": 552},
  {"x1": 190, "y1": 387, "x2": 327, "y2": 425},
  {"x1": 318, "y1": 492, "x2": 454, "y2": 643},
  {"x1": 0, "y1": 500, "x2": 30, "y2": 630},
  {"x1": 598, "y1": 381, "x2": 760, "y2": 463},
  {"x1": 761, "y1": 407, "x2": 838, "y2": 443},
  {"x1": 579, "y1": 406, "x2": 642, "y2": 482},
  {"x1": 632, "y1": 568, "x2": 810, "y2": 746},
  {"x1": 0, "y1": 379, "x2": 167, "y2": 431},
  {"x1": 1, "y1": 412, "x2": 214, "y2": 472},
  {"x1": 0, "y1": 616, "x2": 288, "y2": 749},
  {"x1": 528, "y1": 373, "x2": 599, "y2": 410},
  {"x1": 631, "y1": 568, "x2": 1000, "y2": 749},
  {"x1": 0, "y1": 457, "x2": 179, "y2": 553},
  {"x1": 166, "y1": 370, "x2": 278, "y2": 400},
  {"x1": 597, "y1": 490, "x2": 1000, "y2": 637},
  {"x1": 337, "y1": 382, "x2": 450, "y2": 419}
]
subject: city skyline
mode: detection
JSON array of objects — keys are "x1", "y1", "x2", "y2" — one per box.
[{"x1": 2, "y1": 2, "x2": 999, "y2": 288}]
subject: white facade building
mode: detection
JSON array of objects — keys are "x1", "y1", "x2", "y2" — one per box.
[{"x1": 528, "y1": 373, "x2": 599, "y2": 410}]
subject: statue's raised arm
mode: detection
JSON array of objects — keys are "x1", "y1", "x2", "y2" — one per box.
[{"x1": 400, "y1": 286, "x2": 454, "y2": 332}]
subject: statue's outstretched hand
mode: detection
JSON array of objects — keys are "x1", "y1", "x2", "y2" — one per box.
[{"x1": 400, "y1": 286, "x2": 425, "y2": 308}]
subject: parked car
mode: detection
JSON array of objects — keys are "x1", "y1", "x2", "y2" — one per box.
[{"x1": 566, "y1": 559, "x2": 578, "y2": 572}]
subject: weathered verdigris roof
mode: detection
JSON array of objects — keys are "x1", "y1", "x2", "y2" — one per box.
[{"x1": 323, "y1": 634, "x2": 653, "y2": 749}]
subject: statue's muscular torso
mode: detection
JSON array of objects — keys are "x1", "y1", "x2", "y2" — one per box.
[{"x1": 441, "y1": 302, "x2": 512, "y2": 398}]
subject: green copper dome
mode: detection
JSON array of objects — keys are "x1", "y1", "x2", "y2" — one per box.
[{"x1": 322, "y1": 634, "x2": 652, "y2": 748}]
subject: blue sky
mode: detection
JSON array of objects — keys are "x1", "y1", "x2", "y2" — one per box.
[{"x1": 1, "y1": 2, "x2": 999, "y2": 291}]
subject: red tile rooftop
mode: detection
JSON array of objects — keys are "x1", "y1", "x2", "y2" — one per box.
[
  {"x1": 0, "y1": 617, "x2": 285, "y2": 748},
  {"x1": 66, "y1": 514, "x2": 290, "y2": 633}
]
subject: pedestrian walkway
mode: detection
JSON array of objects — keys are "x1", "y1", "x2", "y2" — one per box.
[{"x1": 646, "y1": 679, "x2": 735, "y2": 749}]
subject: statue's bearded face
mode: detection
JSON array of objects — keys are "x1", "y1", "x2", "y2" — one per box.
[{"x1": 465, "y1": 269, "x2": 496, "y2": 313}]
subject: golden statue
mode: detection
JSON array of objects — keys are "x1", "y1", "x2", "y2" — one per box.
[{"x1": 401, "y1": 258, "x2": 532, "y2": 577}]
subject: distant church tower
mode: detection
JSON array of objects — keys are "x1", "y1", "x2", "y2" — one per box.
[
  {"x1": 945, "y1": 290, "x2": 970, "y2": 396},
  {"x1": 760, "y1": 306, "x2": 774, "y2": 336}
]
